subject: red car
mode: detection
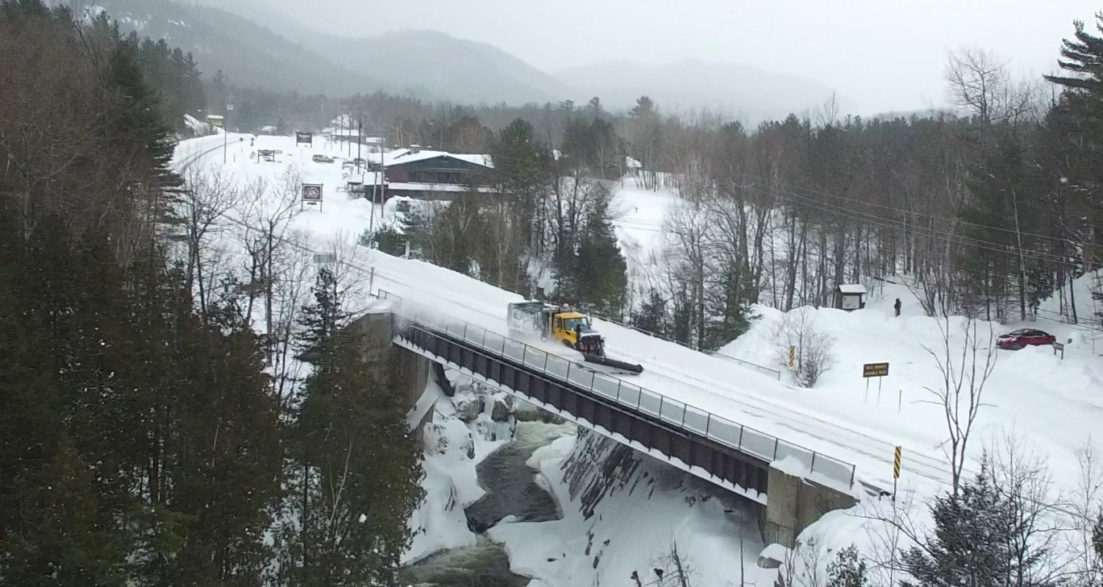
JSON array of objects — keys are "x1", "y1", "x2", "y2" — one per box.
[{"x1": 996, "y1": 328, "x2": 1056, "y2": 350}]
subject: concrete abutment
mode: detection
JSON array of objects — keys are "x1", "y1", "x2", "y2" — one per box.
[{"x1": 763, "y1": 464, "x2": 857, "y2": 548}]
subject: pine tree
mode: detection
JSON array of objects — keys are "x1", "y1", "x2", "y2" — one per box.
[
  {"x1": 701, "y1": 266, "x2": 753, "y2": 352},
  {"x1": 631, "y1": 288, "x2": 669, "y2": 337},
  {"x1": 283, "y1": 267, "x2": 423, "y2": 585},
  {"x1": 98, "y1": 16, "x2": 181, "y2": 189},
  {"x1": 0, "y1": 237, "x2": 129, "y2": 585},
  {"x1": 492, "y1": 118, "x2": 552, "y2": 258},
  {"x1": 290, "y1": 342, "x2": 423, "y2": 586},
  {"x1": 574, "y1": 187, "x2": 628, "y2": 316},
  {"x1": 827, "y1": 546, "x2": 868, "y2": 587},
  {"x1": 1045, "y1": 16, "x2": 1103, "y2": 272},
  {"x1": 295, "y1": 267, "x2": 350, "y2": 362},
  {"x1": 903, "y1": 461, "x2": 1014, "y2": 587}
]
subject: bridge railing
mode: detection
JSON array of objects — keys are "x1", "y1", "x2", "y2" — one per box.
[{"x1": 375, "y1": 289, "x2": 856, "y2": 489}]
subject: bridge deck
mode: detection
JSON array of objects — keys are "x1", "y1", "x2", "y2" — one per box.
[{"x1": 396, "y1": 321, "x2": 787, "y2": 503}]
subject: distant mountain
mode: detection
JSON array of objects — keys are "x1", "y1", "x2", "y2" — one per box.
[
  {"x1": 302, "y1": 30, "x2": 575, "y2": 105},
  {"x1": 77, "y1": 0, "x2": 844, "y2": 118},
  {"x1": 73, "y1": 0, "x2": 377, "y2": 97},
  {"x1": 555, "y1": 59, "x2": 846, "y2": 122},
  {"x1": 216, "y1": 2, "x2": 575, "y2": 107}
]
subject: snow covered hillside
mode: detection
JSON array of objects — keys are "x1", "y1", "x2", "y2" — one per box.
[{"x1": 175, "y1": 132, "x2": 1103, "y2": 583}]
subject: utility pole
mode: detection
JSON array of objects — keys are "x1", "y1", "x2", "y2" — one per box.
[
  {"x1": 380, "y1": 133, "x2": 386, "y2": 205},
  {"x1": 224, "y1": 91, "x2": 234, "y2": 164},
  {"x1": 369, "y1": 131, "x2": 386, "y2": 240},
  {"x1": 356, "y1": 116, "x2": 362, "y2": 174}
]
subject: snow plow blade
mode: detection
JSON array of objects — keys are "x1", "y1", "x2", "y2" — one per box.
[{"x1": 582, "y1": 353, "x2": 644, "y2": 374}]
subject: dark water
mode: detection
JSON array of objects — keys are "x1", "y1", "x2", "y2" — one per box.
[
  {"x1": 397, "y1": 537, "x2": 529, "y2": 587},
  {"x1": 401, "y1": 422, "x2": 571, "y2": 586},
  {"x1": 464, "y1": 432, "x2": 562, "y2": 532}
]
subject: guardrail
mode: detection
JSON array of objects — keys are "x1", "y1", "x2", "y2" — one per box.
[{"x1": 374, "y1": 288, "x2": 856, "y2": 488}]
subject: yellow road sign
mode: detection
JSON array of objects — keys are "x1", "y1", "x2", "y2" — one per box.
[{"x1": 893, "y1": 445, "x2": 902, "y2": 479}]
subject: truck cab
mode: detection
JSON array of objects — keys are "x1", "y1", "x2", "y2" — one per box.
[{"x1": 551, "y1": 312, "x2": 603, "y2": 354}]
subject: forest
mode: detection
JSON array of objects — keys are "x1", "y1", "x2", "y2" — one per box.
[
  {"x1": 0, "y1": 2, "x2": 421, "y2": 584},
  {"x1": 351, "y1": 37, "x2": 1103, "y2": 351},
  {"x1": 3, "y1": 0, "x2": 1103, "y2": 583}
]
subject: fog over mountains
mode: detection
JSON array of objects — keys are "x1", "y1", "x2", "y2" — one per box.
[{"x1": 82, "y1": 0, "x2": 845, "y2": 121}]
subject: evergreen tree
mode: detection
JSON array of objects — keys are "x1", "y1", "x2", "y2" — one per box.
[
  {"x1": 492, "y1": 118, "x2": 552, "y2": 257},
  {"x1": 670, "y1": 286, "x2": 694, "y2": 347},
  {"x1": 289, "y1": 341, "x2": 423, "y2": 586},
  {"x1": 1045, "y1": 15, "x2": 1103, "y2": 269},
  {"x1": 903, "y1": 461, "x2": 1017, "y2": 587},
  {"x1": 364, "y1": 223, "x2": 408, "y2": 256},
  {"x1": 631, "y1": 288, "x2": 670, "y2": 336},
  {"x1": 97, "y1": 17, "x2": 181, "y2": 189},
  {"x1": 701, "y1": 267, "x2": 753, "y2": 352},
  {"x1": 570, "y1": 187, "x2": 628, "y2": 316},
  {"x1": 295, "y1": 267, "x2": 351, "y2": 361},
  {"x1": 827, "y1": 546, "x2": 869, "y2": 587},
  {"x1": 0, "y1": 7, "x2": 283, "y2": 584},
  {"x1": 0, "y1": 229, "x2": 129, "y2": 585}
]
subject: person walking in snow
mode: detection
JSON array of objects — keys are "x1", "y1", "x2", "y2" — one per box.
[{"x1": 894, "y1": 298, "x2": 901, "y2": 317}]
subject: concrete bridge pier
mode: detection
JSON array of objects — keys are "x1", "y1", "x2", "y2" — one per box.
[
  {"x1": 350, "y1": 311, "x2": 432, "y2": 426},
  {"x1": 762, "y1": 464, "x2": 857, "y2": 548}
]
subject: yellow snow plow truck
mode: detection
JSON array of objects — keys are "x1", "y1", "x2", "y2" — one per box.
[{"x1": 506, "y1": 301, "x2": 643, "y2": 374}]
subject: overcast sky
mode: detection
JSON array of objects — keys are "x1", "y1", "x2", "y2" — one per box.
[{"x1": 253, "y1": 0, "x2": 1098, "y2": 115}]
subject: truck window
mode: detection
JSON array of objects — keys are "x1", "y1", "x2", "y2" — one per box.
[{"x1": 563, "y1": 317, "x2": 586, "y2": 331}]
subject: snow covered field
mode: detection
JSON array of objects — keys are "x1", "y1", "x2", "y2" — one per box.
[{"x1": 175, "y1": 132, "x2": 1103, "y2": 582}]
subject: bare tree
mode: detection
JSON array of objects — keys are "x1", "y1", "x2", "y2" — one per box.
[
  {"x1": 774, "y1": 307, "x2": 834, "y2": 387},
  {"x1": 921, "y1": 317, "x2": 997, "y2": 496},
  {"x1": 945, "y1": 47, "x2": 1042, "y2": 130},
  {"x1": 663, "y1": 200, "x2": 710, "y2": 346},
  {"x1": 861, "y1": 491, "x2": 924, "y2": 587},
  {"x1": 636, "y1": 541, "x2": 695, "y2": 587},
  {"x1": 269, "y1": 235, "x2": 313, "y2": 417},
  {"x1": 989, "y1": 434, "x2": 1064, "y2": 586},
  {"x1": 779, "y1": 535, "x2": 826, "y2": 587},
  {"x1": 180, "y1": 168, "x2": 240, "y2": 315},
  {"x1": 237, "y1": 170, "x2": 302, "y2": 361},
  {"x1": 1068, "y1": 442, "x2": 1103, "y2": 583}
]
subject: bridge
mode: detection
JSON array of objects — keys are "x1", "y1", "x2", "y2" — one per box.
[{"x1": 361, "y1": 290, "x2": 859, "y2": 547}]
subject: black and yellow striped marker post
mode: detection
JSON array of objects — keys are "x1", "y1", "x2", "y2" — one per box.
[{"x1": 892, "y1": 445, "x2": 902, "y2": 501}]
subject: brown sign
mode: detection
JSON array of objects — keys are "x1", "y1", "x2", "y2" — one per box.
[
  {"x1": 302, "y1": 183, "x2": 323, "y2": 202},
  {"x1": 863, "y1": 362, "x2": 889, "y2": 378}
]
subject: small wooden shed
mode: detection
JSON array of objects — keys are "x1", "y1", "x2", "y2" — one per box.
[{"x1": 836, "y1": 284, "x2": 867, "y2": 311}]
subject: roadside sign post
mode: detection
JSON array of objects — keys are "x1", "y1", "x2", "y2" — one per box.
[
  {"x1": 1052, "y1": 341, "x2": 1065, "y2": 359},
  {"x1": 863, "y1": 362, "x2": 889, "y2": 404},
  {"x1": 893, "y1": 445, "x2": 902, "y2": 501},
  {"x1": 301, "y1": 183, "x2": 323, "y2": 212}
]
